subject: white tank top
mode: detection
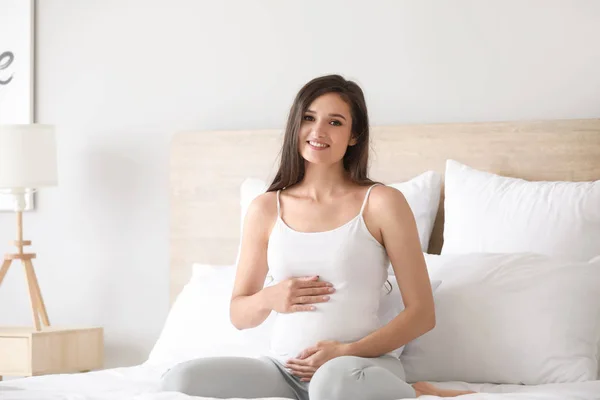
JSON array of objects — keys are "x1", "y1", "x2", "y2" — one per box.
[{"x1": 266, "y1": 184, "x2": 390, "y2": 361}]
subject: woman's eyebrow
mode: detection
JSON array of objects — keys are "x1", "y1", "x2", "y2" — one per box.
[{"x1": 306, "y1": 109, "x2": 347, "y2": 121}]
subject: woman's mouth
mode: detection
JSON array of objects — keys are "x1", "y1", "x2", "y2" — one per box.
[{"x1": 307, "y1": 140, "x2": 330, "y2": 150}]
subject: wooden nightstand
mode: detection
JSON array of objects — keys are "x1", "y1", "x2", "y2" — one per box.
[{"x1": 0, "y1": 326, "x2": 104, "y2": 379}]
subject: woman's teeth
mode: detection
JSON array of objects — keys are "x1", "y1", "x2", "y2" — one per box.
[{"x1": 308, "y1": 140, "x2": 329, "y2": 148}]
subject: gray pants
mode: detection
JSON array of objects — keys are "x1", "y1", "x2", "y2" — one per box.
[{"x1": 160, "y1": 354, "x2": 417, "y2": 400}]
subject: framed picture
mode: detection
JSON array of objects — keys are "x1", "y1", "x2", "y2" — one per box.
[
  {"x1": 0, "y1": 0, "x2": 35, "y2": 211},
  {"x1": 0, "y1": 0, "x2": 34, "y2": 124}
]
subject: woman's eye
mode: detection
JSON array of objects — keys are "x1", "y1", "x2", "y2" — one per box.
[
  {"x1": 330, "y1": 120, "x2": 342, "y2": 126},
  {"x1": 303, "y1": 115, "x2": 314, "y2": 121}
]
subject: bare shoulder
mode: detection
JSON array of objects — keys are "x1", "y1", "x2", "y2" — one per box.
[
  {"x1": 365, "y1": 185, "x2": 419, "y2": 250},
  {"x1": 360, "y1": 184, "x2": 414, "y2": 247},
  {"x1": 368, "y1": 184, "x2": 410, "y2": 212},
  {"x1": 366, "y1": 185, "x2": 414, "y2": 226},
  {"x1": 244, "y1": 191, "x2": 278, "y2": 231}
]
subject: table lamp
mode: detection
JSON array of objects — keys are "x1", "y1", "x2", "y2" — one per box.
[{"x1": 0, "y1": 124, "x2": 57, "y2": 331}]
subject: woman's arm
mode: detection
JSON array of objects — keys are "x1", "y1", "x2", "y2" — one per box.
[
  {"x1": 229, "y1": 193, "x2": 276, "y2": 330},
  {"x1": 343, "y1": 185, "x2": 436, "y2": 358}
]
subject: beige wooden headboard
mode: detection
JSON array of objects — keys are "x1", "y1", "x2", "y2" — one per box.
[{"x1": 170, "y1": 118, "x2": 600, "y2": 305}]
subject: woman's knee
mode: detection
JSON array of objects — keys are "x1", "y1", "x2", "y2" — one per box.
[
  {"x1": 161, "y1": 359, "x2": 201, "y2": 393},
  {"x1": 161, "y1": 357, "x2": 251, "y2": 394},
  {"x1": 160, "y1": 356, "x2": 298, "y2": 399},
  {"x1": 309, "y1": 356, "x2": 367, "y2": 400},
  {"x1": 309, "y1": 356, "x2": 416, "y2": 400}
]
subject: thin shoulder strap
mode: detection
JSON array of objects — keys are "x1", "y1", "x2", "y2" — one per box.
[
  {"x1": 360, "y1": 184, "x2": 381, "y2": 215},
  {"x1": 276, "y1": 190, "x2": 281, "y2": 217}
]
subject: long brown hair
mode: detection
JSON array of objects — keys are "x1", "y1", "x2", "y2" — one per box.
[{"x1": 267, "y1": 75, "x2": 376, "y2": 192}]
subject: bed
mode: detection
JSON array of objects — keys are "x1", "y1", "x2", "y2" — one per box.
[{"x1": 1, "y1": 118, "x2": 600, "y2": 400}]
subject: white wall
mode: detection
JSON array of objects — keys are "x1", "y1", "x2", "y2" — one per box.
[{"x1": 0, "y1": 0, "x2": 598, "y2": 368}]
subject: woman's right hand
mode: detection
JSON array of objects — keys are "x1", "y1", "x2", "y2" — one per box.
[{"x1": 264, "y1": 276, "x2": 335, "y2": 313}]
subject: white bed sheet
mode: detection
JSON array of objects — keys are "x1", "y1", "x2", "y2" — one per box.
[{"x1": 0, "y1": 363, "x2": 599, "y2": 400}]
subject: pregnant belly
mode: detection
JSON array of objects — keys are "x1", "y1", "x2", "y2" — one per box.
[{"x1": 269, "y1": 301, "x2": 380, "y2": 361}]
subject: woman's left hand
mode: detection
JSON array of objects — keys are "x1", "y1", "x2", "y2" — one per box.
[{"x1": 285, "y1": 340, "x2": 349, "y2": 382}]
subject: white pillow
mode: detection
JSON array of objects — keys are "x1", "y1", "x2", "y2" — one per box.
[
  {"x1": 241, "y1": 171, "x2": 442, "y2": 253},
  {"x1": 442, "y1": 159, "x2": 600, "y2": 261},
  {"x1": 387, "y1": 171, "x2": 442, "y2": 253},
  {"x1": 400, "y1": 253, "x2": 600, "y2": 385},
  {"x1": 146, "y1": 264, "x2": 265, "y2": 371}
]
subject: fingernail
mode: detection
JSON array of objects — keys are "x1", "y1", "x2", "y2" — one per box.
[
  {"x1": 310, "y1": 306, "x2": 316, "y2": 310},
  {"x1": 323, "y1": 296, "x2": 330, "y2": 300},
  {"x1": 328, "y1": 288, "x2": 335, "y2": 292},
  {"x1": 327, "y1": 283, "x2": 333, "y2": 287}
]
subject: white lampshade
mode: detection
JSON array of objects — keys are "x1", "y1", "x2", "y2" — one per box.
[{"x1": 0, "y1": 124, "x2": 58, "y2": 189}]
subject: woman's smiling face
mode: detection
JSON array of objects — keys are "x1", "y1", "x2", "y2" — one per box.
[{"x1": 298, "y1": 92, "x2": 356, "y2": 166}]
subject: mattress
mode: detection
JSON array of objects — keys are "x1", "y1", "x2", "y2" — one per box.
[{"x1": 1, "y1": 363, "x2": 599, "y2": 400}]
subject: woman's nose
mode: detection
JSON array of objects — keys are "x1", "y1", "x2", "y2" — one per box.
[{"x1": 312, "y1": 120, "x2": 329, "y2": 137}]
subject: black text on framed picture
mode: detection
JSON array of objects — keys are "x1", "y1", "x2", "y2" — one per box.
[{"x1": 0, "y1": 0, "x2": 34, "y2": 124}]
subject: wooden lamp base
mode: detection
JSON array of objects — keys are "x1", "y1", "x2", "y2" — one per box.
[{"x1": 0, "y1": 211, "x2": 50, "y2": 331}]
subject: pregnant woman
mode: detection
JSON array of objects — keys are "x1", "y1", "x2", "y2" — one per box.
[{"x1": 161, "y1": 75, "x2": 474, "y2": 400}]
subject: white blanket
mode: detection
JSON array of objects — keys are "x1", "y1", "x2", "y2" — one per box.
[{"x1": 1, "y1": 363, "x2": 599, "y2": 400}]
